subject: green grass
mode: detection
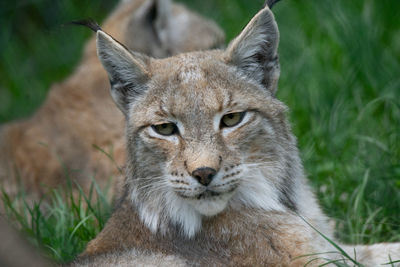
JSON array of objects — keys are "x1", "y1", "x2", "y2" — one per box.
[
  {"x1": 1, "y1": 0, "x2": 399, "y2": 264},
  {"x1": 271, "y1": 0, "x2": 400, "y2": 244},
  {"x1": 1, "y1": 180, "x2": 111, "y2": 262},
  {"x1": 0, "y1": 0, "x2": 116, "y2": 122}
]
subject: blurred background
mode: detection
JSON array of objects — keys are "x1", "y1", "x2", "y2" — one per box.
[{"x1": 0, "y1": 0, "x2": 399, "y2": 262}]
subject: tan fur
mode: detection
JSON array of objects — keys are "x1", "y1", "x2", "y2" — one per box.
[
  {"x1": 0, "y1": 0, "x2": 224, "y2": 202},
  {"x1": 0, "y1": 217, "x2": 52, "y2": 267},
  {"x1": 71, "y1": 5, "x2": 400, "y2": 266},
  {"x1": 74, "y1": 201, "x2": 324, "y2": 266},
  {"x1": 73, "y1": 246, "x2": 187, "y2": 267}
]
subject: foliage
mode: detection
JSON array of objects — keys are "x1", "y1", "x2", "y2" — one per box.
[{"x1": 1, "y1": 180, "x2": 111, "y2": 262}]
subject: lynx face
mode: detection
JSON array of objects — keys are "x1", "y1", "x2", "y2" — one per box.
[
  {"x1": 96, "y1": 6, "x2": 298, "y2": 237},
  {"x1": 129, "y1": 53, "x2": 286, "y2": 218}
]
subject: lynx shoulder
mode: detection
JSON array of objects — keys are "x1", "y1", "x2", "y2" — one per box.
[
  {"x1": 0, "y1": 0, "x2": 224, "y2": 203},
  {"x1": 71, "y1": 4, "x2": 400, "y2": 267}
]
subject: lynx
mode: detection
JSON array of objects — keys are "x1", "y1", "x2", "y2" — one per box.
[
  {"x1": 0, "y1": 0, "x2": 224, "y2": 203},
  {"x1": 68, "y1": 3, "x2": 400, "y2": 267}
]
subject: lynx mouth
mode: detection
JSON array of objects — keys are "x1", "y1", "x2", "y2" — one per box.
[
  {"x1": 196, "y1": 190, "x2": 221, "y2": 200},
  {"x1": 176, "y1": 185, "x2": 239, "y2": 202},
  {"x1": 176, "y1": 190, "x2": 221, "y2": 199},
  {"x1": 197, "y1": 186, "x2": 239, "y2": 199},
  {"x1": 178, "y1": 187, "x2": 238, "y2": 200}
]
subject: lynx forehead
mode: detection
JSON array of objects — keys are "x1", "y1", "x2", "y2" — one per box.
[
  {"x1": 138, "y1": 55, "x2": 271, "y2": 114},
  {"x1": 176, "y1": 55, "x2": 205, "y2": 83}
]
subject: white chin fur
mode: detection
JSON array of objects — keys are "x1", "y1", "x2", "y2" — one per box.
[
  {"x1": 133, "y1": 189, "x2": 233, "y2": 238},
  {"x1": 187, "y1": 194, "x2": 231, "y2": 216}
]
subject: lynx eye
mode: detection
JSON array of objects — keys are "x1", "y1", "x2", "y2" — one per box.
[
  {"x1": 220, "y1": 112, "x2": 246, "y2": 128},
  {"x1": 151, "y1": 123, "x2": 178, "y2": 136}
]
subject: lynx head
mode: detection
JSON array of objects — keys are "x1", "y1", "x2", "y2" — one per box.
[
  {"x1": 123, "y1": 0, "x2": 225, "y2": 57},
  {"x1": 96, "y1": 6, "x2": 300, "y2": 238}
]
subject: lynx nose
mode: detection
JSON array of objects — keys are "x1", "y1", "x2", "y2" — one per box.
[{"x1": 192, "y1": 167, "x2": 216, "y2": 186}]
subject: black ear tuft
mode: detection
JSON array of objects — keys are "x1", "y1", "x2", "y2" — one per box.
[
  {"x1": 96, "y1": 31, "x2": 150, "y2": 115},
  {"x1": 264, "y1": 0, "x2": 281, "y2": 9},
  {"x1": 70, "y1": 18, "x2": 102, "y2": 32}
]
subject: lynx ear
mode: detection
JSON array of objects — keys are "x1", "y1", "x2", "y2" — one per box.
[
  {"x1": 154, "y1": 0, "x2": 172, "y2": 46},
  {"x1": 96, "y1": 31, "x2": 150, "y2": 115},
  {"x1": 224, "y1": 7, "x2": 280, "y2": 95}
]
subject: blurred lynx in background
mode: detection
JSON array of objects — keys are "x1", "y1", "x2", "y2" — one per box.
[{"x1": 0, "y1": 0, "x2": 224, "y2": 205}]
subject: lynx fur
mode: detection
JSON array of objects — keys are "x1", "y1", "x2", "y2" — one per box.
[
  {"x1": 0, "y1": 217, "x2": 52, "y2": 267},
  {"x1": 71, "y1": 5, "x2": 399, "y2": 267},
  {"x1": 0, "y1": 0, "x2": 224, "y2": 203}
]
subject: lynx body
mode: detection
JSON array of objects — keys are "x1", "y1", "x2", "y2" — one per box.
[{"x1": 72, "y1": 4, "x2": 399, "y2": 267}]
